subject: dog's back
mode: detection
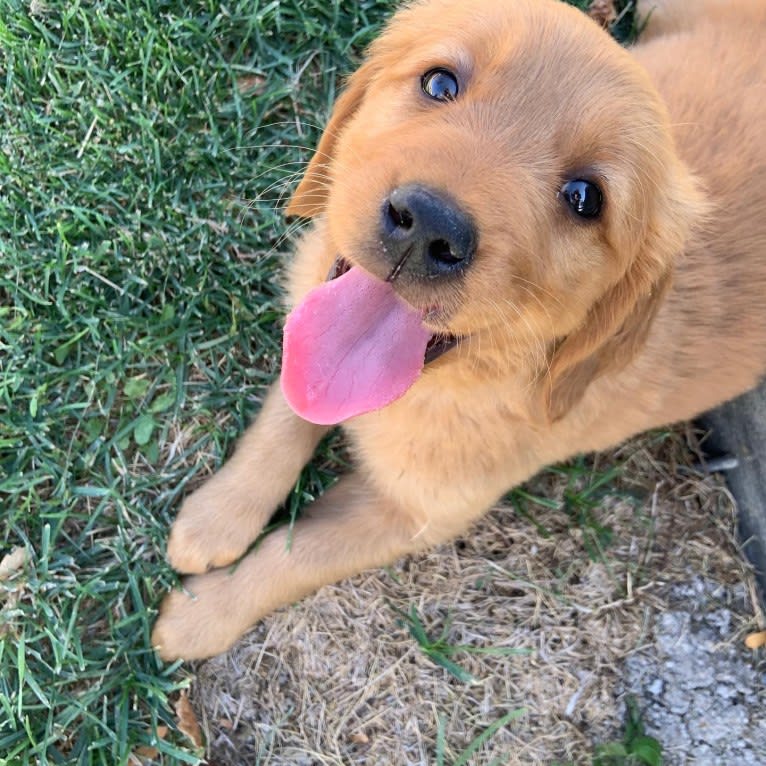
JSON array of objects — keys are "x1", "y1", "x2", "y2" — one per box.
[{"x1": 629, "y1": 0, "x2": 766, "y2": 421}]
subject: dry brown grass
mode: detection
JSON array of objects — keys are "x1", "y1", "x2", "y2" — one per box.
[{"x1": 190, "y1": 429, "x2": 762, "y2": 765}]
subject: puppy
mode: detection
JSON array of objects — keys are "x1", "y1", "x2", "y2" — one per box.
[{"x1": 153, "y1": 0, "x2": 766, "y2": 660}]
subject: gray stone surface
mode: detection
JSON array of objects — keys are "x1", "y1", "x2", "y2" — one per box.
[
  {"x1": 701, "y1": 378, "x2": 766, "y2": 601},
  {"x1": 623, "y1": 578, "x2": 766, "y2": 765}
]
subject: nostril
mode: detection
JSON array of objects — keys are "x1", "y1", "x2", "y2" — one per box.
[
  {"x1": 428, "y1": 238, "x2": 461, "y2": 265},
  {"x1": 381, "y1": 185, "x2": 477, "y2": 278},
  {"x1": 387, "y1": 201, "x2": 414, "y2": 231}
]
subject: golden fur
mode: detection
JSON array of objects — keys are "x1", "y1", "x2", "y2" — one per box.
[{"x1": 153, "y1": 0, "x2": 766, "y2": 660}]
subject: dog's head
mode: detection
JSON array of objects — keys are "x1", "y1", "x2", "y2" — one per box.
[{"x1": 286, "y1": 0, "x2": 704, "y2": 421}]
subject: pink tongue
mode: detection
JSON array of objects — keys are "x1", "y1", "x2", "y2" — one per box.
[{"x1": 281, "y1": 267, "x2": 431, "y2": 424}]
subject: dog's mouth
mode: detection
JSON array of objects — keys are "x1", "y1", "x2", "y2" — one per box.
[
  {"x1": 280, "y1": 254, "x2": 462, "y2": 425},
  {"x1": 327, "y1": 256, "x2": 459, "y2": 365}
]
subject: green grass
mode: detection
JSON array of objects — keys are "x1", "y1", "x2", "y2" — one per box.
[
  {"x1": 592, "y1": 696, "x2": 662, "y2": 766},
  {"x1": 392, "y1": 603, "x2": 533, "y2": 684},
  {"x1": 557, "y1": 697, "x2": 663, "y2": 766},
  {"x1": 435, "y1": 707, "x2": 528, "y2": 766},
  {"x1": 1, "y1": 1, "x2": 638, "y2": 763},
  {"x1": 508, "y1": 455, "x2": 643, "y2": 565},
  {"x1": 1, "y1": 1, "x2": 394, "y2": 763}
]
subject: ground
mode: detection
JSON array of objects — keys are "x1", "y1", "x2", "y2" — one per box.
[
  {"x1": 1, "y1": 1, "x2": 764, "y2": 764},
  {"x1": 188, "y1": 433, "x2": 766, "y2": 765}
]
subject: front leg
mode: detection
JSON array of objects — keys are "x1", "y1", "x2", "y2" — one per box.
[
  {"x1": 153, "y1": 474, "x2": 444, "y2": 660},
  {"x1": 165, "y1": 382, "x2": 328, "y2": 574}
]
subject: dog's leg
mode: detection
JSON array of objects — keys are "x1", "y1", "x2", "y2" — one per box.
[
  {"x1": 153, "y1": 474, "x2": 438, "y2": 660},
  {"x1": 165, "y1": 382, "x2": 328, "y2": 574}
]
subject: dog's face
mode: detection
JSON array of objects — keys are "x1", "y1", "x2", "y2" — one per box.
[{"x1": 288, "y1": 0, "x2": 702, "y2": 419}]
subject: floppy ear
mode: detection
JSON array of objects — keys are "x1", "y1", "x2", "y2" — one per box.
[
  {"x1": 541, "y1": 162, "x2": 706, "y2": 422},
  {"x1": 285, "y1": 62, "x2": 377, "y2": 219},
  {"x1": 543, "y1": 261, "x2": 673, "y2": 421}
]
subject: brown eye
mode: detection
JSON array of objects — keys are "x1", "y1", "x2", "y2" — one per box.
[
  {"x1": 421, "y1": 68, "x2": 459, "y2": 102},
  {"x1": 560, "y1": 179, "x2": 603, "y2": 219}
]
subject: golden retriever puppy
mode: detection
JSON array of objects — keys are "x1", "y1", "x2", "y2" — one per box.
[{"x1": 153, "y1": 0, "x2": 766, "y2": 660}]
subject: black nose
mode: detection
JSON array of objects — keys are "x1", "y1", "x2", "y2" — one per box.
[{"x1": 380, "y1": 184, "x2": 477, "y2": 280}]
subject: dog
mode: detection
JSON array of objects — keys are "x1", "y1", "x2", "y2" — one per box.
[{"x1": 152, "y1": 0, "x2": 766, "y2": 660}]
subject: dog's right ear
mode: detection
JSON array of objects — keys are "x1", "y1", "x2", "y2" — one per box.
[{"x1": 286, "y1": 62, "x2": 377, "y2": 219}]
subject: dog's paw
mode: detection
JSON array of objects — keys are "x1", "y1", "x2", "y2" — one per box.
[
  {"x1": 166, "y1": 481, "x2": 258, "y2": 574},
  {"x1": 152, "y1": 570, "x2": 251, "y2": 661}
]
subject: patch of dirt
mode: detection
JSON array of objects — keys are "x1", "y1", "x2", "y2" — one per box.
[
  {"x1": 190, "y1": 430, "x2": 765, "y2": 764},
  {"x1": 623, "y1": 577, "x2": 766, "y2": 764}
]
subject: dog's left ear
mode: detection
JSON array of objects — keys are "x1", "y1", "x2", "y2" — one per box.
[
  {"x1": 542, "y1": 161, "x2": 706, "y2": 422},
  {"x1": 286, "y1": 62, "x2": 377, "y2": 219},
  {"x1": 543, "y1": 260, "x2": 673, "y2": 422}
]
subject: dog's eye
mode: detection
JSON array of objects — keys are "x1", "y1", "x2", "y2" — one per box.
[
  {"x1": 421, "y1": 68, "x2": 459, "y2": 102},
  {"x1": 560, "y1": 179, "x2": 603, "y2": 219}
]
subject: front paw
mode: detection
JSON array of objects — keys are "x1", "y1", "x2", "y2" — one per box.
[
  {"x1": 152, "y1": 571, "x2": 252, "y2": 661},
  {"x1": 166, "y1": 480, "x2": 258, "y2": 575}
]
